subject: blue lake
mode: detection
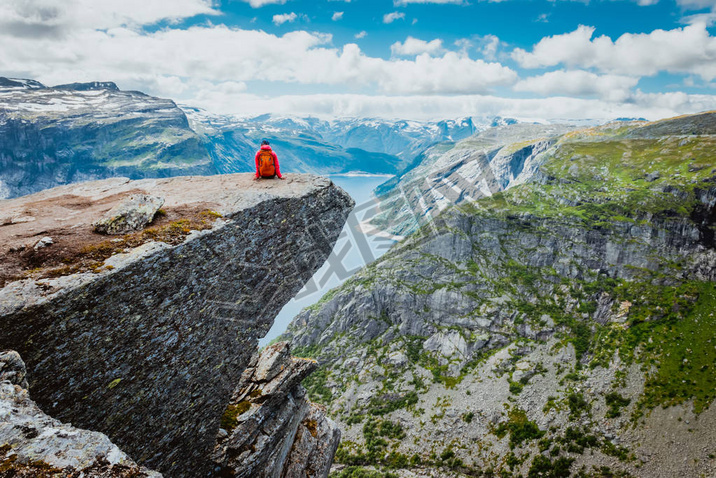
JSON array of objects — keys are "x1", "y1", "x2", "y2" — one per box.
[{"x1": 259, "y1": 174, "x2": 397, "y2": 345}]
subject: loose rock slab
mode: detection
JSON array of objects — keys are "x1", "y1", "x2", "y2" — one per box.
[
  {"x1": 211, "y1": 342, "x2": 341, "y2": 478},
  {"x1": 93, "y1": 194, "x2": 165, "y2": 234}
]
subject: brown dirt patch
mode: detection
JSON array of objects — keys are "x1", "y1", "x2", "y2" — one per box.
[{"x1": 0, "y1": 205, "x2": 221, "y2": 287}]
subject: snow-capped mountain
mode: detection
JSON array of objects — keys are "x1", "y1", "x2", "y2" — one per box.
[
  {"x1": 183, "y1": 107, "x2": 411, "y2": 176},
  {"x1": 182, "y1": 107, "x2": 519, "y2": 177},
  {"x1": 0, "y1": 78, "x2": 213, "y2": 199}
]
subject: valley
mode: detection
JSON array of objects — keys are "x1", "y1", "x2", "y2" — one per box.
[
  {"x1": 1, "y1": 77, "x2": 714, "y2": 478},
  {"x1": 282, "y1": 112, "x2": 716, "y2": 478}
]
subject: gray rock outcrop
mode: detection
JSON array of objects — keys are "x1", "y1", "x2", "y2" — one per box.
[
  {"x1": 0, "y1": 351, "x2": 160, "y2": 477},
  {"x1": 0, "y1": 350, "x2": 28, "y2": 389},
  {"x1": 211, "y1": 342, "x2": 340, "y2": 478},
  {"x1": 93, "y1": 194, "x2": 165, "y2": 234},
  {"x1": 0, "y1": 173, "x2": 353, "y2": 477}
]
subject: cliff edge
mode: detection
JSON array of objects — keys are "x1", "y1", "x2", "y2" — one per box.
[{"x1": 0, "y1": 173, "x2": 353, "y2": 477}]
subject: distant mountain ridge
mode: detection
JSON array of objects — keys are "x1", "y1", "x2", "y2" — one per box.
[
  {"x1": 0, "y1": 77, "x2": 523, "y2": 200},
  {"x1": 0, "y1": 77, "x2": 213, "y2": 199},
  {"x1": 182, "y1": 106, "x2": 520, "y2": 181}
]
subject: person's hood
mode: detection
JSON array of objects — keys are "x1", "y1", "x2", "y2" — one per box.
[{"x1": 260, "y1": 145, "x2": 272, "y2": 150}]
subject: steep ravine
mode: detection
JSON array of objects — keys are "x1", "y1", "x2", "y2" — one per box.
[
  {"x1": 283, "y1": 112, "x2": 716, "y2": 477},
  {"x1": 0, "y1": 173, "x2": 353, "y2": 477}
]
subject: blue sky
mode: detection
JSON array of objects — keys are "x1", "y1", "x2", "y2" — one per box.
[{"x1": 1, "y1": 0, "x2": 716, "y2": 120}]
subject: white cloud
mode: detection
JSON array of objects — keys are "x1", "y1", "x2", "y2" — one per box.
[
  {"x1": 512, "y1": 23, "x2": 716, "y2": 80},
  {"x1": 480, "y1": 34, "x2": 501, "y2": 60},
  {"x1": 676, "y1": 0, "x2": 716, "y2": 9},
  {"x1": 682, "y1": 12, "x2": 716, "y2": 25},
  {"x1": 272, "y1": 12, "x2": 297, "y2": 25},
  {"x1": 383, "y1": 12, "x2": 405, "y2": 23},
  {"x1": 241, "y1": 0, "x2": 288, "y2": 7},
  {"x1": 0, "y1": 23, "x2": 516, "y2": 96},
  {"x1": 391, "y1": 37, "x2": 444, "y2": 56},
  {"x1": 332, "y1": 11, "x2": 344, "y2": 21},
  {"x1": 514, "y1": 70, "x2": 640, "y2": 101},
  {"x1": 355, "y1": 31, "x2": 367, "y2": 39},
  {"x1": 394, "y1": 0, "x2": 465, "y2": 4},
  {"x1": 184, "y1": 90, "x2": 716, "y2": 123},
  {"x1": 0, "y1": 0, "x2": 218, "y2": 35}
]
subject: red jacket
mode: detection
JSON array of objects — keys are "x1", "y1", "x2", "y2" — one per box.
[{"x1": 254, "y1": 145, "x2": 282, "y2": 178}]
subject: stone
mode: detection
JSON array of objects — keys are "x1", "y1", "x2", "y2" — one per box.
[
  {"x1": 33, "y1": 236, "x2": 53, "y2": 250},
  {"x1": 0, "y1": 351, "x2": 161, "y2": 477},
  {"x1": 211, "y1": 342, "x2": 340, "y2": 478},
  {"x1": 93, "y1": 194, "x2": 165, "y2": 234},
  {"x1": 0, "y1": 173, "x2": 353, "y2": 477},
  {"x1": 0, "y1": 350, "x2": 28, "y2": 389}
]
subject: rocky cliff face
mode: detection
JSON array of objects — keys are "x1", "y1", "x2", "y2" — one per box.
[
  {"x1": 282, "y1": 113, "x2": 716, "y2": 477},
  {"x1": 1, "y1": 351, "x2": 160, "y2": 477},
  {"x1": 0, "y1": 173, "x2": 353, "y2": 477},
  {"x1": 0, "y1": 78, "x2": 214, "y2": 199},
  {"x1": 370, "y1": 123, "x2": 578, "y2": 237},
  {"x1": 212, "y1": 342, "x2": 340, "y2": 478}
]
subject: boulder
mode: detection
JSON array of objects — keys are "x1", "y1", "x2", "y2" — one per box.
[
  {"x1": 0, "y1": 350, "x2": 28, "y2": 389},
  {"x1": 93, "y1": 194, "x2": 165, "y2": 234}
]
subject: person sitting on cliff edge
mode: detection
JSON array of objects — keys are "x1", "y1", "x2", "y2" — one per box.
[{"x1": 253, "y1": 140, "x2": 284, "y2": 181}]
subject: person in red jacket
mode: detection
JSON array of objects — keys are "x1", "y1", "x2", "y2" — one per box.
[{"x1": 253, "y1": 140, "x2": 284, "y2": 180}]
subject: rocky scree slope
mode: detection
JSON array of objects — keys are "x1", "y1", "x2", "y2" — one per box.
[
  {"x1": 0, "y1": 78, "x2": 214, "y2": 199},
  {"x1": 0, "y1": 173, "x2": 353, "y2": 477},
  {"x1": 282, "y1": 112, "x2": 716, "y2": 477}
]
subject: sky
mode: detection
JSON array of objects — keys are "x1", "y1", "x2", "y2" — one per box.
[{"x1": 1, "y1": 0, "x2": 716, "y2": 121}]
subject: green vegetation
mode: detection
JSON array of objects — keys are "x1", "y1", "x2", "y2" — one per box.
[
  {"x1": 567, "y1": 393, "x2": 591, "y2": 420},
  {"x1": 329, "y1": 467, "x2": 397, "y2": 478},
  {"x1": 302, "y1": 367, "x2": 333, "y2": 404},
  {"x1": 367, "y1": 391, "x2": 418, "y2": 416},
  {"x1": 220, "y1": 401, "x2": 250, "y2": 433},
  {"x1": 494, "y1": 408, "x2": 545, "y2": 449},
  {"x1": 462, "y1": 134, "x2": 716, "y2": 228},
  {"x1": 592, "y1": 281, "x2": 716, "y2": 414},
  {"x1": 528, "y1": 455, "x2": 575, "y2": 478},
  {"x1": 605, "y1": 392, "x2": 631, "y2": 418},
  {"x1": 334, "y1": 419, "x2": 411, "y2": 469}
]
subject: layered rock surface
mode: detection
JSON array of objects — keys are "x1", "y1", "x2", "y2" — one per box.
[
  {"x1": 283, "y1": 113, "x2": 716, "y2": 477},
  {"x1": 0, "y1": 351, "x2": 160, "y2": 477},
  {"x1": 0, "y1": 173, "x2": 353, "y2": 477},
  {"x1": 211, "y1": 342, "x2": 340, "y2": 477},
  {"x1": 370, "y1": 123, "x2": 577, "y2": 236}
]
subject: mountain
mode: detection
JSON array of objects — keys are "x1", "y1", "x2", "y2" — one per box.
[
  {"x1": 182, "y1": 108, "x2": 519, "y2": 177},
  {"x1": 281, "y1": 111, "x2": 716, "y2": 477},
  {"x1": 184, "y1": 107, "x2": 404, "y2": 176},
  {"x1": 309, "y1": 116, "x2": 495, "y2": 161},
  {"x1": 0, "y1": 78, "x2": 214, "y2": 199},
  {"x1": 370, "y1": 122, "x2": 580, "y2": 237}
]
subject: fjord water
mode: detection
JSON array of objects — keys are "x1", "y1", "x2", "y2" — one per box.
[{"x1": 259, "y1": 174, "x2": 397, "y2": 345}]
